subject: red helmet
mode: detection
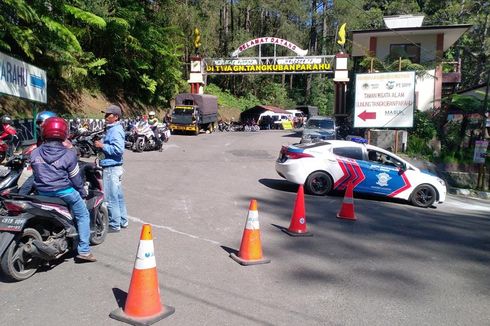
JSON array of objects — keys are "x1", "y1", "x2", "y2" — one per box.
[{"x1": 41, "y1": 117, "x2": 68, "y2": 141}]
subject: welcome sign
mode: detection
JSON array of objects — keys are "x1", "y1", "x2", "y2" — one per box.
[{"x1": 0, "y1": 51, "x2": 47, "y2": 103}]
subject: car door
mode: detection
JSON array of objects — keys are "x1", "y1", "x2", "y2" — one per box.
[
  {"x1": 331, "y1": 145, "x2": 366, "y2": 191},
  {"x1": 357, "y1": 149, "x2": 407, "y2": 196}
]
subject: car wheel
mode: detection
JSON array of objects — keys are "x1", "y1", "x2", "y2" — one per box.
[
  {"x1": 410, "y1": 184, "x2": 436, "y2": 208},
  {"x1": 305, "y1": 171, "x2": 332, "y2": 196}
]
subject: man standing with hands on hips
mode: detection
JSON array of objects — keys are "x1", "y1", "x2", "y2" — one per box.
[{"x1": 95, "y1": 105, "x2": 128, "y2": 232}]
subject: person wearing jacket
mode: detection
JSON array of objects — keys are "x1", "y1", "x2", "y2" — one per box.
[
  {"x1": 0, "y1": 115, "x2": 18, "y2": 157},
  {"x1": 148, "y1": 110, "x2": 162, "y2": 148},
  {"x1": 30, "y1": 117, "x2": 96, "y2": 263},
  {"x1": 94, "y1": 104, "x2": 128, "y2": 232}
]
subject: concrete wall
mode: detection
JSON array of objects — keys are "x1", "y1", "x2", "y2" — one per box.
[{"x1": 415, "y1": 69, "x2": 436, "y2": 111}]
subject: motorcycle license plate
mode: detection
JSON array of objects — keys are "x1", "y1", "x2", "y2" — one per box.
[{"x1": 0, "y1": 216, "x2": 27, "y2": 232}]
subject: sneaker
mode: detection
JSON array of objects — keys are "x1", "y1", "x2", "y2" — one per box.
[
  {"x1": 108, "y1": 228, "x2": 121, "y2": 233},
  {"x1": 75, "y1": 253, "x2": 97, "y2": 263},
  {"x1": 121, "y1": 222, "x2": 128, "y2": 229}
]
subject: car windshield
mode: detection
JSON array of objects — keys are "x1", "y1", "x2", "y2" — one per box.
[
  {"x1": 306, "y1": 119, "x2": 334, "y2": 129},
  {"x1": 173, "y1": 108, "x2": 192, "y2": 116}
]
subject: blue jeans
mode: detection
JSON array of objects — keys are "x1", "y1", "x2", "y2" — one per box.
[
  {"x1": 103, "y1": 166, "x2": 128, "y2": 230},
  {"x1": 58, "y1": 191, "x2": 91, "y2": 255}
]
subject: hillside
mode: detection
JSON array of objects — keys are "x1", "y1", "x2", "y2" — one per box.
[{"x1": 0, "y1": 90, "x2": 242, "y2": 121}]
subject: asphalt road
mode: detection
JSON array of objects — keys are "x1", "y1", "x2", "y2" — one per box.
[{"x1": 1, "y1": 130, "x2": 490, "y2": 326}]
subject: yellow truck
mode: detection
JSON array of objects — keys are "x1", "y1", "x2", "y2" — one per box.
[{"x1": 169, "y1": 93, "x2": 218, "y2": 135}]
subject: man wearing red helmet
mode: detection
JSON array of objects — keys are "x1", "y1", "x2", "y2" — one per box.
[{"x1": 30, "y1": 117, "x2": 96, "y2": 263}]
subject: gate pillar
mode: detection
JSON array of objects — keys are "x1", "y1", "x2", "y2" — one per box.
[
  {"x1": 333, "y1": 52, "x2": 350, "y2": 117},
  {"x1": 188, "y1": 55, "x2": 205, "y2": 94}
]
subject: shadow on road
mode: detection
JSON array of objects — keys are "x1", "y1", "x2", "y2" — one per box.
[
  {"x1": 220, "y1": 245, "x2": 238, "y2": 256},
  {"x1": 259, "y1": 178, "x2": 298, "y2": 194},
  {"x1": 112, "y1": 288, "x2": 128, "y2": 309}
]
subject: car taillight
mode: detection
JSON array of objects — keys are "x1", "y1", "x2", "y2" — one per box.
[
  {"x1": 286, "y1": 151, "x2": 313, "y2": 159},
  {"x1": 4, "y1": 201, "x2": 28, "y2": 215}
]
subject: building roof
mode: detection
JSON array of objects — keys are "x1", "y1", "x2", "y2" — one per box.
[
  {"x1": 456, "y1": 83, "x2": 488, "y2": 101},
  {"x1": 254, "y1": 105, "x2": 290, "y2": 114},
  {"x1": 351, "y1": 24, "x2": 472, "y2": 57}
]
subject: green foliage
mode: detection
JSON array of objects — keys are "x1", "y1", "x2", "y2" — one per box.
[
  {"x1": 256, "y1": 82, "x2": 296, "y2": 109},
  {"x1": 411, "y1": 110, "x2": 436, "y2": 140},
  {"x1": 64, "y1": 5, "x2": 106, "y2": 29},
  {"x1": 0, "y1": 0, "x2": 487, "y2": 115},
  {"x1": 406, "y1": 135, "x2": 433, "y2": 158},
  {"x1": 205, "y1": 83, "x2": 261, "y2": 111},
  {"x1": 41, "y1": 16, "x2": 82, "y2": 52},
  {"x1": 310, "y1": 76, "x2": 334, "y2": 116},
  {"x1": 450, "y1": 94, "x2": 482, "y2": 112}
]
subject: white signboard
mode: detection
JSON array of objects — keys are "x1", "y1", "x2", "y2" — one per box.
[
  {"x1": 231, "y1": 37, "x2": 308, "y2": 57},
  {"x1": 0, "y1": 51, "x2": 47, "y2": 103},
  {"x1": 354, "y1": 71, "x2": 415, "y2": 128},
  {"x1": 473, "y1": 140, "x2": 488, "y2": 164}
]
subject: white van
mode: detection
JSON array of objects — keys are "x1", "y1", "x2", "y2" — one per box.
[{"x1": 286, "y1": 109, "x2": 304, "y2": 118}]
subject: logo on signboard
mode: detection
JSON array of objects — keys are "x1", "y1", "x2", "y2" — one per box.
[{"x1": 386, "y1": 80, "x2": 395, "y2": 89}]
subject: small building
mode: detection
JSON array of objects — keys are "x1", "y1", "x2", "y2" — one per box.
[
  {"x1": 351, "y1": 15, "x2": 471, "y2": 112},
  {"x1": 240, "y1": 105, "x2": 292, "y2": 123}
]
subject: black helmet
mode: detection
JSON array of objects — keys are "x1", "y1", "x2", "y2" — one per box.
[{"x1": 1, "y1": 116, "x2": 12, "y2": 124}]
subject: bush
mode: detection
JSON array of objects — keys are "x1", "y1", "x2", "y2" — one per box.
[{"x1": 406, "y1": 135, "x2": 433, "y2": 158}]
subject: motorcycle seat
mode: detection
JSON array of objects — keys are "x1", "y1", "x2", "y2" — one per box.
[
  {"x1": 6, "y1": 193, "x2": 68, "y2": 206},
  {"x1": 33, "y1": 195, "x2": 68, "y2": 206}
]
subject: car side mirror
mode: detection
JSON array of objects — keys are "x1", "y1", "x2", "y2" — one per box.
[{"x1": 398, "y1": 162, "x2": 407, "y2": 174}]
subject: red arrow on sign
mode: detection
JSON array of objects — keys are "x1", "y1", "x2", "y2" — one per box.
[{"x1": 358, "y1": 110, "x2": 377, "y2": 121}]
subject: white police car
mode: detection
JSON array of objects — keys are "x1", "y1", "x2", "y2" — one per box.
[{"x1": 275, "y1": 138, "x2": 446, "y2": 208}]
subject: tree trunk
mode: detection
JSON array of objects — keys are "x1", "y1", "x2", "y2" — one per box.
[
  {"x1": 245, "y1": 6, "x2": 251, "y2": 32},
  {"x1": 306, "y1": 0, "x2": 318, "y2": 100}
]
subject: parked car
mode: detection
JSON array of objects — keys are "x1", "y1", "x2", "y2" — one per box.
[
  {"x1": 275, "y1": 138, "x2": 447, "y2": 208},
  {"x1": 300, "y1": 116, "x2": 336, "y2": 143}
]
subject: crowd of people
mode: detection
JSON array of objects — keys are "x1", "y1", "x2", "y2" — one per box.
[{"x1": 0, "y1": 104, "x2": 129, "y2": 263}]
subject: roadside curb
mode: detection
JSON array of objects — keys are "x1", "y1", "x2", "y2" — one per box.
[{"x1": 448, "y1": 187, "x2": 490, "y2": 200}]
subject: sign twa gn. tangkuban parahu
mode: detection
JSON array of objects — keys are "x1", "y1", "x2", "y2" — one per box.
[
  {"x1": 203, "y1": 37, "x2": 335, "y2": 75},
  {"x1": 0, "y1": 51, "x2": 47, "y2": 104}
]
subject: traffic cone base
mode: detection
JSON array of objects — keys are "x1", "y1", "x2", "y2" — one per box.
[
  {"x1": 110, "y1": 305, "x2": 175, "y2": 326},
  {"x1": 282, "y1": 228, "x2": 313, "y2": 237},
  {"x1": 230, "y1": 252, "x2": 271, "y2": 266}
]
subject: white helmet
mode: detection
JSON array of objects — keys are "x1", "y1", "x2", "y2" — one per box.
[{"x1": 149, "y1": 111, "x2": 155, "y2": 116}]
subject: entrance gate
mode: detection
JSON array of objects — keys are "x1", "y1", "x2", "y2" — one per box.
[{"x1": 187, "y1": 37, "x2": 349, "y2": 116}]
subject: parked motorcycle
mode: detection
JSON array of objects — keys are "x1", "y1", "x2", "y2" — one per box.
[
  {"x1": 0, "y1": 136, "x2": 20, "y2": 164},
  {"x1": 71, "y1": 129, "x2": 105, "y2": 158},
  {"x1": 218, "y1": 120, "x2": 231, "y2": 132},
  {"x1": 131, "y1": 121, "x2": 167, "y2": 152},
  {"x1": 0, "y1": 142, "x2": 38, "y2": 200},
  {"x1": 158, "y1": 122, "x2": 171, "y2": 144},
  {"x1": 0, "y1": 163, "x2": 108, "y2": 281}
]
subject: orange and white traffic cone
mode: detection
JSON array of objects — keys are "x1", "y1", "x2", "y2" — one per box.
[
  {"x1": 283, "y1": 184, "x2": 312, "y2": 237},
  {"x1": 337, "y1": 182, "x2": 356, "y2": 221},
  {"x1": 110, "y1": 224, "x2": 175, "y2": 325},
  {"x1": 230, "y1": 199, "x2": 271, "y2": 266}
]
